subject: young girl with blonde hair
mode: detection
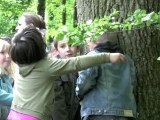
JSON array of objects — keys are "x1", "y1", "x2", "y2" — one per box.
[{"x1": 0, "y1": 38, "x2": 15, "y2": 120}]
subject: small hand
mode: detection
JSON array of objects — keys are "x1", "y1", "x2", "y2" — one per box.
[{"x1": 109, "y1": 53, "x2": 127, "y2": 63}]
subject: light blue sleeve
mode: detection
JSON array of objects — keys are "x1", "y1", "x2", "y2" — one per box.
[
  {"x1": 0, "y1": 89, "x2": 13, "y2": 106},
  {"x1": 76, "y1": 66, "x2": 98, "y2": 97}
]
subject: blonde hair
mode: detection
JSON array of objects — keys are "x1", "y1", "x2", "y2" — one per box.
[
  {"x1": 0, "y1": 39, "x2": 16, "y2": 77},
  {"x1": 0, "y1": 39, "x2": 10, "y2": 53}
]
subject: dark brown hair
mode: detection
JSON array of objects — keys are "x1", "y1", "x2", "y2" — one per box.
[
  {"x1": 11, "y1": 25, "x2": 46, "y2": 64},
  {"x1": 22, "y1": 12, "x2": 46, "y2": 29}
]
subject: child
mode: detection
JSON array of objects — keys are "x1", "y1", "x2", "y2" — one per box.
[
  {"x1": 0, "y1": 39, "x2": 14, "y2": 120},
  {"x1": 76, "y1": 32, "x2": 137, "y2": 120},
  {"x1": 15, "y1": 12, "x2": 46, "y2": 40},
  {"x1": 49, "y1": 39, "x2": 81, "y2": 120},
  {"x1": 7, "y1": 25, "x2": 126, "y2": 120},
  {"x1": 16, "y1": 12, "x2": 46, "y2": 32}
]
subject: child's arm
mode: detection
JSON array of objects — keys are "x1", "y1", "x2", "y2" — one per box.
[
  {"x1": 49, "y1": 53, "x2": 126, "y2": 76},
  {"x1": 76, "y1": 66, "x2": 98, "y2": 97}
]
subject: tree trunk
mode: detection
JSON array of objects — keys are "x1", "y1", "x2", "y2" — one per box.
[
  {"x1": 73, "y1": 0, "x2": 78, "y2": 27},
  {"x1": 37, "y1": 0, "x2": 46, "y2": 18},
  {"x1": 62, "y1": 0, "x2": 66, "y2": 25},
  {"x1": 76, "y1": 0, "x2": 160, "y2": 120}
]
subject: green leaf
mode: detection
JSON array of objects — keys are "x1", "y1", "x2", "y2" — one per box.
[{"x1": 55, "y1": 32, "x2": 66, "y2": 40}]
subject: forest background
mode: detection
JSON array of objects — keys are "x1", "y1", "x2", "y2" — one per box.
[{"x1": 0, "y1": 0, "x2": 160, "y2": 120}]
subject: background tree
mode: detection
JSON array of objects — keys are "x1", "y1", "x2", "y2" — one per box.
[
  {"x1": 76, "y1": 0, "x2": 160, "y2": 120},
  {"x1": 62, "y1": 0, "x2": 66, "y2": 25},
  {"x1": 37, "y1": 0, "x2": 46, "y2": 18},
  {"x1": 73, "y1": 0, "x2": 77, "y2": 27},
  {"x1": 45, "y1": 0, "x2": 74, "y2": 43}
]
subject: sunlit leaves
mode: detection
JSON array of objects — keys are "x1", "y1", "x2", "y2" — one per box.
[
  {"x1": 45, "y1": 0, "x2": 74, "y2": 43},
  {"x1": 53, "y1": 9, "x2": 160, "y2": 46},
  {"x1": 0, "y1": 0, "x2": 37, "y2": 36}
]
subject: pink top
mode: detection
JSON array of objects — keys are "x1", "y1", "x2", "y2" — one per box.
[{"x1": 7, "y1": 109, "x2": 39, "y2": 120}]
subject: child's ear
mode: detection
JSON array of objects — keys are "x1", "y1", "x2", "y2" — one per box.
[
  {"x1": 77, "y1": 46, "x2": 82, "y2": 55},
  {"x1": 51, "y1": 48, "x2": 59, "y2": 57}
]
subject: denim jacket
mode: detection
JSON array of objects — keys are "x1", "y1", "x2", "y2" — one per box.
[
  {"x1": 0, "y1": 75, "x2": 13, "y2": 120},
  {"x1": 76, "y1": 50, "x2": 137, "y2": 118}
]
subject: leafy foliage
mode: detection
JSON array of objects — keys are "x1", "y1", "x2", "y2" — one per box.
[
  {"x1": 0, "y1": 0, "x2": 38, "y2": 37},
  {"x1": 45, "y1": 0, "x2": 74, "y2": 43},
  {"x1": 52, "y1": 9, "x2": 160, "y2": 46}
]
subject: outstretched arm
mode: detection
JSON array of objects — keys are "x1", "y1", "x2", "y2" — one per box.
[{"x1": 49, "y1": 52, "x2": 126, "y2": 76}]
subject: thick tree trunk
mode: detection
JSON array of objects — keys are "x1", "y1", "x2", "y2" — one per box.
[
  {"x1": 121, "y1": 28, "x2": 160, "y2": 120},
  {"x1": 76, "y1": 0, "x2": 160, "y2": 120},
  {"x1": 37, "y1": 0, "x2": 45, "y2": 18},
  {"x1": 76, "y1": 0, "x2": 160, "y2": 23}
]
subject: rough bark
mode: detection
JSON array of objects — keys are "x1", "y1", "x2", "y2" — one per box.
[
  {"x1": 76, "y1": 0, "x2": 160, "y2": 120},
  {"x1": 121, "y1": 28, "x2": 160, "y2": 120},
  {"x1": 76, "y1": 0, "x2": 160, "y2": 23}
]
